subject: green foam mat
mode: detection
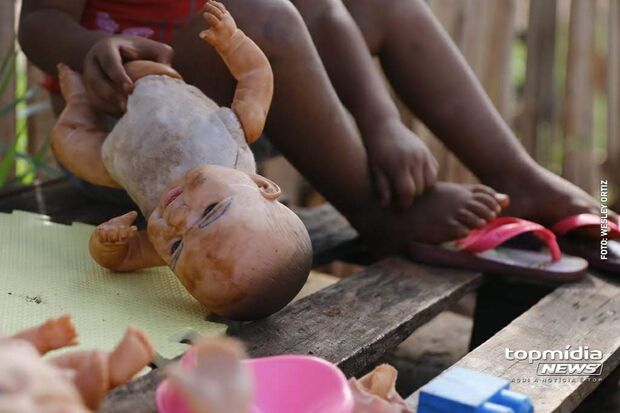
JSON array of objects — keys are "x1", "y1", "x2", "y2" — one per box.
[{"x1": 0, "y1": 211, "x2": 225, "y2": 359}]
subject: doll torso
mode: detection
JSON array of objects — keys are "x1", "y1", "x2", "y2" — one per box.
[{"x1": 101, "y1": 75, "x2": 256, "y2": 217}]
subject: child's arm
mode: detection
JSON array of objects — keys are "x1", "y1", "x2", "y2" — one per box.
[
  {"x1": 19, "y1": 1, "x2": 173, "y2": 115},
  {"x1": 292, "y1": 0, "x2": 438, "y2": 209},
  {"x1": 89, "y1": 212, "x2": 165, "y2": 272},
  {"x1": 51, "y1": 64, "x2": 120, "y2": 188},
  {"x1": 199, "y1": 1, "x2": 274, "y2": 144}
]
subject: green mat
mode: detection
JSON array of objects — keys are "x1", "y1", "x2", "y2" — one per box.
[{"x1": 0, "y1": 211, "x2": 225, "y2": 359}]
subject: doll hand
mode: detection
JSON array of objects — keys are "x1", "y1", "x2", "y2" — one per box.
[
  {"x1": 365, "y1": 119, "x2": 438, "y2": 209},
  {"x1": 200, "y1": 1, "x2": 238, "y2": 49},
  {"x1": 95, "y1": 211, "x2": 139, "y2": 244},
  {"x1": 83, "y1": 35, "x2": 173, "y2": 115},
  {"x1": 39, "y1": 315, "x2": 78, "y2": 351}
]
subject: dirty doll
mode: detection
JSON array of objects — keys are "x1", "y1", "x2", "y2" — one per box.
[
  {"x1": 51, "y1": 1, "x2": 313, "y2": 321},
  {"x1": 0, "y1": 315, "x2": 154, "y2": 411}
]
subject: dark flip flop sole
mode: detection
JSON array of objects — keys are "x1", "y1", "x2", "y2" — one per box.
[
  {"x1": 558, "y1": 237, "x2": 620, "y2": 275},
  {"x1": 408, "y1": 242, "x2": 588, "y2": 282}
]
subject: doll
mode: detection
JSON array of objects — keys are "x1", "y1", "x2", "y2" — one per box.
[
  {"x1": 0, "y1": 315, "x2": 154, "y2": 411},
  {"x1": 51, "y1": 1, "x2": 312, "y2": 321}
]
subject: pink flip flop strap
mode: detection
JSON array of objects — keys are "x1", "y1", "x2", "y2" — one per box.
[
  {"x1": 456, "y1": 217, "x2": 561, "y2": 262},
  {"x1": 552, "y1": 213, "x2": 620, "y2": 237}
]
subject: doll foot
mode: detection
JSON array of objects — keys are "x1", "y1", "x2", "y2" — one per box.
[
  {"x1": 349, "y1": 364, "x2": 411, "y2": 413},
  {"x1": 72, "y1": 351, "x2": 110, "y2": 410},
  {"x1": 108, "y1": 327, "x2": 155, "y2": 388},
  {"x1": 39, "y1": 314, "x2": 78, "y2": 353}
]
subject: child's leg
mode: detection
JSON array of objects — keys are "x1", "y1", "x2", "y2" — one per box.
[
  {"x1": 171, "y1": 0, "x2": 506, "y2": 253},
  {"x1": 342, "y1": 0, "x2": 608, "y2": 225},
  {"x1": 11, "y1": 315, "x2": 77, "y2": 355}
]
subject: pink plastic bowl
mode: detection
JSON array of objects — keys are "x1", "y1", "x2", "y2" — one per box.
[{"x1": 156, "y1": 352, "x2": 354, "y2": 413}]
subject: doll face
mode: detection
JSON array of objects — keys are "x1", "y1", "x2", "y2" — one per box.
[{"x1": 147, "y1": 165, "x2": 283, "y2": 309}]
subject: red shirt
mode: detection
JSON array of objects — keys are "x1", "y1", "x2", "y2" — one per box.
[{"x1": 43, "y1": 0, "x2": 201, "y2": 93}]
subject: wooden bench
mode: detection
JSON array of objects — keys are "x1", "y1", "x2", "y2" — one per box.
[{"x1": 1, "y1": 179, "x2": 618, "y2": 413}]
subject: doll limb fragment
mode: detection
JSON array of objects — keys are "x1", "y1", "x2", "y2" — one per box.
[
  {"x1": 51, "y1": 64, "x2": 120, "y2": 188},
  {"x1": 200, "y1": 1, "x2": 274, "y2": 143}
]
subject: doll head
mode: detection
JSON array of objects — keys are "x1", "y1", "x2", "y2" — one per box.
[{"x1": 148, "y1": 165, "x2": 313, "y2": 320}]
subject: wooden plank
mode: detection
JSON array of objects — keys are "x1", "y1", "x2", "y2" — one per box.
[
  {"x1": 609, "y1": 0, "x2": 620, "y2": 190},
  {"x1": 406, "y1": 272, "x2": 620, "y2": 413},
  {"x1": 481, "y1": 0, "x2": 516, "y2": 120},
  {"x1": 562, "y1": 0, "x2": 597, "y2": 193},
  {"x1": 100, "y1": 258, "x2": 483, "y2": 413},
  {"x1": 0, "y1": 0, "x2": 16, "y2": 182},
  {"x1": 521, "y1": 0, "x2": 558, "y2": 162}
]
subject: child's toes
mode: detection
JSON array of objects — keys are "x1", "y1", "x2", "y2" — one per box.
[
  {"x1": 456, "y1": 208, "x2": 486, "y2": 229},
  {"x1": 468, "y1": 197, "x2": 497, "y2": 221},
  {"x1": 473, "y1": 191, "x2": 502, "y2": 214}
]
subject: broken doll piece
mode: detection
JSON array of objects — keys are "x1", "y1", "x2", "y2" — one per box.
[
  {"x1": 51, "y1": 1, "x2": 312, "y2": 321},
  {"x1": 0, "y1": 315, "x2": 154, "y2": 411}
]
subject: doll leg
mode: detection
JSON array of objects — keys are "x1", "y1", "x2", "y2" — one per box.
[
  {"x1": 107, "y1": 326, "x2": 155, "y2": 387},
  {"x1": 50, "y1": 350, "x2": 110, "y2": 410},
  {"x1": 52, "y1": 64, "x2": 120, "y2": 188},
  {"x1": 11, "y1": 314, "x2": 77, "y2": 355}
]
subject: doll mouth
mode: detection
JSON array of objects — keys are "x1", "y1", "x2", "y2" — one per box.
[{"x1": 162, "y1": 186, "x2": 184, "y2": 210}]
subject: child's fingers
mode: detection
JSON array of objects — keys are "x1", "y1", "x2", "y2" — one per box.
[
  {"x1": 412, "y1": 165, "x2": 425, "y2": 196},
  {"x1": 394, "y1": 173, "x2": 416, "y2": 209},
  {"x1": 84, "y1": 59, "x2": 124, "y2": 114},
  {"x1": 424, "y1": 161, "x2": 438, "y2": 190},
  {"x1": 95, "y1": 47, "x2": 133, "y2": 93},
  {"x1": 372, "y1": 166, "x2": 391, "y2": 208}
]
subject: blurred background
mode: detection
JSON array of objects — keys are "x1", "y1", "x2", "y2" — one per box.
[{"x1": 0, "y1": 0, "x2": 618, "y2": 210}]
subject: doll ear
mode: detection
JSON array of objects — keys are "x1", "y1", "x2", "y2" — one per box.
[{"x1": 251, "y1": 175, "x2": 281, "y2": 200}]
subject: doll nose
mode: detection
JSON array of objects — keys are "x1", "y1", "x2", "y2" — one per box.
[{"x1": 167, "y1": 206, "x2": 188, "y2": 230}]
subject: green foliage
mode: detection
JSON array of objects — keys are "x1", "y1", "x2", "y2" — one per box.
[{"x1": 0, "y1": 49, "x2": 60, "y2": 189}]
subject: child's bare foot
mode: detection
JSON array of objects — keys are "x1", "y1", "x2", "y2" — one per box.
[
  {"x1": 108, "y1": 327, "x2": 154, "y2": 388},
  {"x1": 351, "y1": 182, "x2": 508, "y2": 255},
  {"x1": 491, "y1": 163, "x2": 618, "y2": 226},
  {"x1": 38, "y1": 315, "x2": 78, "y2": 353}
]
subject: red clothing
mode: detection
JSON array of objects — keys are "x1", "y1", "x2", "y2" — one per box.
[{"x1": 44, "y1": 0, "x2": 201, "y2": 93}]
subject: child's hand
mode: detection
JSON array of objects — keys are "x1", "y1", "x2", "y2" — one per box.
[
  {"x1": 366, "y1": 120, "x2": 438, "y2": 209},
  {"x1": 94, "y1": 211, "x2": 139, "y2": 244},
  {"x1": 83, "y1": 36, "x2": 173, "y2": 115},
  {"x1": 199, "y1": 1, "x2": 238, "y2": 49}
]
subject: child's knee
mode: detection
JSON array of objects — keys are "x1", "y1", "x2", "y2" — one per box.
[{"x1": 231, "y1": 0, "x2": 308, "y2": 57}]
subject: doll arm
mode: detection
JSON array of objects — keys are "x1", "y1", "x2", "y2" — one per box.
[
  {"x1": 11, "y1": 315, "x2": 77, "y2": 355},
  {"x1": 200, "y1": 1, "x2": 274, "y2": 144},
  {"x1": 51, "y1": 64, "x2": 120, "y2": 188},
  {"x1": 89, "y1": 211, "x2": 165, "y2": 272}
]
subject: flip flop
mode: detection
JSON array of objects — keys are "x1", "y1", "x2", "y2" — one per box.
[
  {"x1": 408, "y1": 217, "x2": 588, "y2": 282},
  {"x1": 551, "y1": 213, "x2": 620, "y2": 274},
  {"x1": 156, "y1": 351, "x2": 354, "y2": 413}
]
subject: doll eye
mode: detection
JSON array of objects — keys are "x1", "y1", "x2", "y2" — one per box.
[
  {"x1": 202, "y1": 203, "x2": 218, "y2": 217},
  {"x1": 170, "y1": 240, "x2": 182, "y2": 255}
]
